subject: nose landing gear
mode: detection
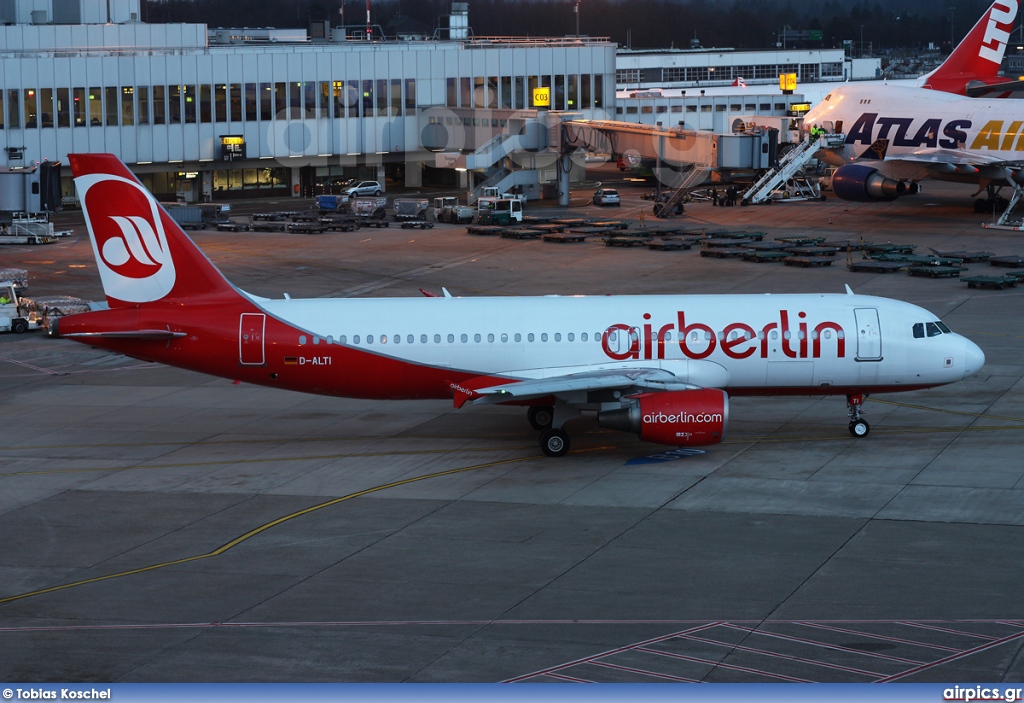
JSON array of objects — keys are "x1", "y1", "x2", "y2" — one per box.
[{"x1": 847, "y1": 394, "x2": 870, "y2": 437}]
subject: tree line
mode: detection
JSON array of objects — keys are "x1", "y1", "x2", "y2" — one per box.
[{"x1": 143, "y1": 0, "x2": 993, "y2": 52}]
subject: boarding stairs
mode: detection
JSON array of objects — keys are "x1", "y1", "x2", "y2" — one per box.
[
  {"x1": 653, "y1": 166, "x2": 711, "y2": 218},
  {"x1": 742, "y1": 133, "x2": 841, "y2": 204}
]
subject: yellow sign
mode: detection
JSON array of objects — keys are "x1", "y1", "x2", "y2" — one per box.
[
  {"x1": 533, "y1": 87, "x2": 551, "y2": 108},
  {"x1": 779, "y1": 73, "x2": 798, "y2": 92},
  {"x1": 789, "y1": 102, "x2": 811, "y2": 113},
  {"x1": 221, "y1": 136, "x2": 245, "y2": 146}
]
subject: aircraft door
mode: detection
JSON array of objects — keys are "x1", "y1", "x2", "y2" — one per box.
[
  {"x1": 239, "y1": 313, "x2": 266, "y2": 365},
  {"x1": 854, "y1": 308, "x2": 882, "y2": 361}
]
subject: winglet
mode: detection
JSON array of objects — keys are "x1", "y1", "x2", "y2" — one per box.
[{"x1": 845, "y1": 284, "x2": 855, "y2": 295}]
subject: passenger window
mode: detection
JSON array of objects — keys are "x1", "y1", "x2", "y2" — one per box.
[
  {"x1": 487, "y1": 333, "x2": 494, "y2": 343},
  {"x1": 541, "y1": 333, "x2": 548, "y2": 342},
  {"x1": 381, "y1": 335, "x2": 388, "y2": 344},
  {"x1": 501, "y1": 333, "x2": 508, "y2": 342},
  {"x1": 408, "y1": 335, "x2": 414, "y2": 344},
  {"x1": 434, "y1": 334, "x2": 441, "y2": 343},
  {"x1": 770, "y1": 331, "x2": 778, "y2": 340},
  {"x1": 461, "y1": 333, "x2": 468, "y2": 343},
  {"x1": 554, "y1": 333, "x2": 561, "y2": 342},
  {"x1": 327, "y1": 336, "x2": 334, "y2": 344},
  {"x1": 313, "y1": 336, "x2": 320, "y2": 345},
  {"x1": 339, "y1": 335, "x2": 347, "y2": 344},
  {"x1": 581, "y1": 332, "x2": 588, "y2": 342},
  {"x1": 528, "y1": 333, "x2": 535, "y2": 342},
  {"x1": 447, "y1": 334, "x2": 454, "y2": 343},
  {"x1": 567, "y1": 332, "x2": 574, "y2": 342},
  {"x1": 353, "y1": 335, "x2": 360, "y2": 344},
  {"x1": 913, "y1": 323, "x2": 924, "y2": 338},
  {"x1": 299, "y1": 335, "x2": 307, "y2": 345},
  {"x1": 515, "y1": 333, "x2": 522, "y2": 342},
  {"x1": 367, "y1": 335, "x2": 374, "y2": 344},
  {"x1": 420, "y1": 334, "x2": 427, "y2": 343}
]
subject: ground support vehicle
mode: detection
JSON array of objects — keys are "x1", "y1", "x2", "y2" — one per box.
[
  {"x1": 400, "y1": 220, "x2": 434, "y2": 229},
  {"x1": 432, "y1": 197, "x2": 475, "y2": 224},
  {"x1": 0, "y1": 280, "x2": 43, "y2": 333},
  {"x1": 477, "y1": 198, "x2": 524, "y2": 225}
]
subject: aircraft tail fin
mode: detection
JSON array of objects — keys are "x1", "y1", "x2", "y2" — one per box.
[
  {"x1": 68, "y1": 154, "x2": 239, "y2": 309},
  {"x1": 922, "y1": 0, "x2": 1016, "y2": 94}
]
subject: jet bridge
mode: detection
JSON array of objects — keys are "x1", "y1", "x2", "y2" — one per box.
[{"x1": 560, "y1": 118, "x2": 777, "y2": 206}]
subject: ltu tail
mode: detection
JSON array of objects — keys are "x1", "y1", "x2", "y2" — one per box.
[
  {"x1": 69, "y1": 154, "x2": 238, "y2": 308},
  {"x1": 922, "y1": 0, "x2": 1017, "y2": 94}
]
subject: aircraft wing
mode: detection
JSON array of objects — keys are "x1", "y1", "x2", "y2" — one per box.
[
  {"x1": 895, "y1": 148, "x2": 1013, "y2": 166},
  {"x1": 471, "y1": 368, "x2": 698, "y2": 404},
  {"x1": 455, "y1": 360, "x2": 730, "y2": 408}
]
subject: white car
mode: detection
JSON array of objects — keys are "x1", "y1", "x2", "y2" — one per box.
[
  {"x1": 345, "y1": 180, "x2": 383, "y2": 197},
  {"x1": 593, "y1": 188, "x2": 620, "y2": 206}
]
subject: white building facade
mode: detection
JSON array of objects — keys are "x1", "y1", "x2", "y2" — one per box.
[{"x1": 0, "y1": 0, "x2": 617, "y2": 201}]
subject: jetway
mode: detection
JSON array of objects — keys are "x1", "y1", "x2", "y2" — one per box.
[
  {"x1": 0, "y1": 162, "x2": 63, "y2": 214},
  {"x1": 560, "y1": 119, "x2": 776, "y2": 172},
  {"x1": 427, "y1": 112, "x2": 781, "y2": 208}
]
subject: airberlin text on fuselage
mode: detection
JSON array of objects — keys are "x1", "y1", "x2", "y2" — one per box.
[
  {"x1": 601, "y1": 310, "x2": 846, "y2": 361},
  {"x1": 844, "y1": 112, "x2": 1024, "y2": 153}
]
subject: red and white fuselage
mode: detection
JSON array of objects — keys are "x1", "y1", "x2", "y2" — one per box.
[{"x1": 53, "y1": 154, "x2": 985, "y2": 455}]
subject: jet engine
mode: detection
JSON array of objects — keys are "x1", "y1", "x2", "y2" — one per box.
[
  {"x1": 597, "y1": 388, "x2": 728, "y2": 446},
  {"x1": 830, "y1": 164, "x2": 919, "y2": 202}
]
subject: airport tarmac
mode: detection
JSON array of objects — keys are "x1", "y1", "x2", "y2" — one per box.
[{"x1": 1, "y1": 180, "x2": 1023, "y2": 682}]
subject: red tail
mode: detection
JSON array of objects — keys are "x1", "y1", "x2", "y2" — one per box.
[
  {"x1": 923, "y1": 0, "x2": 1017, "y2": 94},
  {"x1": 68, "y1": 154, "x2": 239, "y2": 308}
]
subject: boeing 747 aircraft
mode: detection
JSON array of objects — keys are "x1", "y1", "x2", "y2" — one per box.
[{"x1": 51, "y1": 154, "x2": 985, "y2": 456}]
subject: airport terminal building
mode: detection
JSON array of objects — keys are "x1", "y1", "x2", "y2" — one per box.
[{"x1": 0, "y1": 0, "x2": 617, "y2": 201}]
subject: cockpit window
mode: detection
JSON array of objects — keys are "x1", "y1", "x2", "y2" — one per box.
[{"x1": 914, "y1": 321, "x2": 949, "y2": 338}]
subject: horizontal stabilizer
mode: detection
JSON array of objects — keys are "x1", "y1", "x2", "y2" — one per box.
[{"x1": 63, "y1": 329, "x2": 187, "y2": 340}]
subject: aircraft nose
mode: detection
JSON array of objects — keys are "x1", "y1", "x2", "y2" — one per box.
[{"x1": 963, "y1": 338, "x2": 985, "y2": 379}]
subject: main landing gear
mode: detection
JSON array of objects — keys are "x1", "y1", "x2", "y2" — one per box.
[
  {"x1": 847, "y1": 394, "x2": 870, "y2": 437},
  {"x1": 527, "y1": 404, "x2": 579, "y2": 457}
]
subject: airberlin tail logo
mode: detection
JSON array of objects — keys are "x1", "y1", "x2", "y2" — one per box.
[{"x1": 76, "y1": 174, "x2": 176, "y2": 303}]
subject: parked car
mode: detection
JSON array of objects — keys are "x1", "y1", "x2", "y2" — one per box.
[
  {"x1": 593, "y1": 188, "x2": 621, "y2": 206},
  {"x1": 345, "y1": 180, "x2": 384, "y2": 197}
]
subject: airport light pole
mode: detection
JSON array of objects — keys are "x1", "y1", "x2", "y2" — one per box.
[{"x1": 575, "y1": 0, "x2": 580, "y2": 36}]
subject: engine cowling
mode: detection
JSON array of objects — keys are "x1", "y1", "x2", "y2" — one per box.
[
  {"x1": 831, "y1": 164, "x2": 918, "y2": 202},
  {"x1": 597, "y1": 389, "x2": 728, "y2": 447}
]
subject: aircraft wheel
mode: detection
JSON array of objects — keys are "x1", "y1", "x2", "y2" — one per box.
[
  {"x1": 540, "y1": 428, "x2": 570, "y2": 457},
  {"x1": 848, "y1": 419, "x2": 870, "y2": 437},
  {"x1": 527, "y1": 405, "x2": 554, "y2": 430}
]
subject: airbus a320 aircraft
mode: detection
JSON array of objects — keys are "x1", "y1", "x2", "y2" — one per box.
[{"x1": 52, "y1": 155, "x2": 985, "y2": 456}]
